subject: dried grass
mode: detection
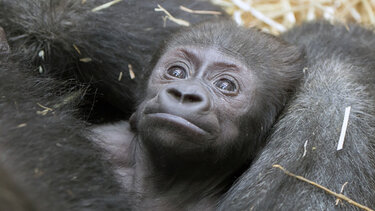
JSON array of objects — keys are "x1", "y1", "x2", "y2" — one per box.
[
  {"x1": 212, "y1": 0, "x2": 375, "y2": 34},
  {"x1": 274, "y1": 165, "x2": 374, "y2": 211}
]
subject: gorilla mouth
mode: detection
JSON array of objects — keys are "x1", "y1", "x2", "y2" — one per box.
[{"x1": 147, "y1": 113, "x2": 208, "y2": 136}]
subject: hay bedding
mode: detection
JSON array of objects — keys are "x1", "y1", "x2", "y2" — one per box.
[{"x1": 212, "y1": 0, "x2": 375, "y2": 34}]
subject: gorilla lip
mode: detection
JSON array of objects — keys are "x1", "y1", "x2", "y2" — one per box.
[{"x1": 147, "y1": 113, "x2": 208, "y2": 136}]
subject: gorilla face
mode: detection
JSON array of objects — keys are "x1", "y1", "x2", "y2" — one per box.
[
  {"x1": 128, "y1": 22, "x2": 304, "y2": 183},
  {"x1": 131, "y1": 46, "x2": 257, "y2": 158}
]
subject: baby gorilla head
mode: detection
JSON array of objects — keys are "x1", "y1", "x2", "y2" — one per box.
[
  {"x1": 131, "y1": 21, "x2": 304, "y2": 169},
  {"x1": 135, "y1": 46, "x2": 257, "y2": 165}
]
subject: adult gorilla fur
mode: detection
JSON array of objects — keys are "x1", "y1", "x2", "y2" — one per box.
[
  {"x1": 220, "y1": 22, "x2": 375, "y2": 210},
  {"x1": 0, "y1": 0, "x2": 222, "y2": 210},
  {"x1": 0, "y1": 29, "x2": 131, "y2": 211},
  {"x1": 0, "y1": 0, "x2": 222, "y2": 121}
]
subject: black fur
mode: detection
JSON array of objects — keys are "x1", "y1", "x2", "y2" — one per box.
[
  {"x1": 0, "y1": 50, "x2": 131, "y2": 210},
  {"x1": 0, "y1": 163, "x2": 37, "y2": 211},
  {"x1": 220, "y1": 22, "x2": 375, "y2": 210}
]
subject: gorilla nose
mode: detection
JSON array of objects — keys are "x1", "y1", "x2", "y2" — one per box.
[
  {"x1": 159, "y1": 83, "x2": 211, "y2": 113},
  {"x1": 167, "y1": 88, "x2": 203, "y2": 104}
]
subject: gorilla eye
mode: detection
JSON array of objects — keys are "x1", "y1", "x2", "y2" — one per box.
[
  {"x1": 214, "y1": 78, "x2": 237, "y2": 92},
  {"x1": 167, "y1": 66, "x2": 187, "y2": 79}
]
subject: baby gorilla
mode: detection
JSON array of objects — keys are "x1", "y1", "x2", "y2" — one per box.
[{"x1": 91, "y1": 20, "x2": 305, "y2": 210}]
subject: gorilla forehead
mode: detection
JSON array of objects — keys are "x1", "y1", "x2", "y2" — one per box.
[{"x1": 164, "y1": 20, "x2": 292, "y2": 69}]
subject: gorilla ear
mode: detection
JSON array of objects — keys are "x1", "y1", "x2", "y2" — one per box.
[{"x1": 0, "y1": 27, "x2": 10, "y2": 55}]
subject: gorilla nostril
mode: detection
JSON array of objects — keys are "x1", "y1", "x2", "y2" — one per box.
[
  {"x1": 167, "y1": 88, "x2": 182, "y2": 100},
  {"x1": 166, "y1": 88, "x2": 202, "y2": 103},
  {"x1": 167, "y1": 88, "x2": 203, "y2": 103},
  {"x1": 183, "y1": 94, "x2": 202, "y2": 103}
]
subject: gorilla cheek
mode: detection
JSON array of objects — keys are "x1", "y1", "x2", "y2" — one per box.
[{"x1": 219, "y1": 120, "x2": 241, "y2": 147}]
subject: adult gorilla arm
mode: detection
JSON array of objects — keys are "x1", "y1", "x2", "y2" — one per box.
[
  {"x1": 220, "y1": 22, "x2": 375, "y2": 210},
  {"x1": 0, "y1": 0, "x2": 223, "y2": 120},
  {"x1": 0, "y1": 28, "x2": 131, "y2": 210},
  {"x1": 0, "y1": 163, "x2": 38, "y2": 211}
]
